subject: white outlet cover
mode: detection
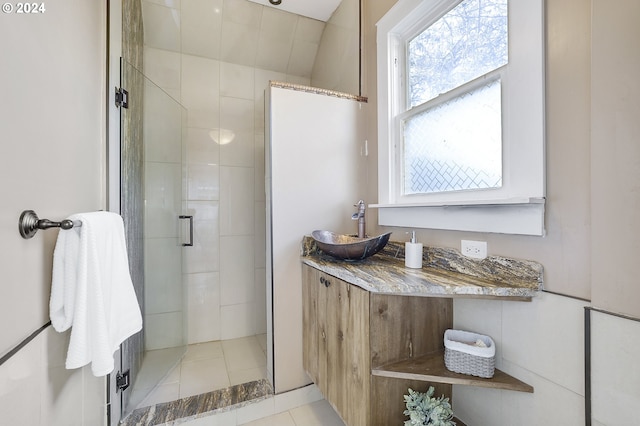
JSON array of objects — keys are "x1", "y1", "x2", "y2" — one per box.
[{"x1": 461, "y1": 239, "x2": 487, "y2": 260}]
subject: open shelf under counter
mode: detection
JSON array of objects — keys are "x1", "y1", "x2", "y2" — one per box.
[{"x1": 372, "y1": 352, "x2": 534, "y2": 393}]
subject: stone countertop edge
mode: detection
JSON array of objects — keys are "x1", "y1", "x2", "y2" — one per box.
[{"x1": 300, "y1": 236, "x2": 544, "y2": 298}]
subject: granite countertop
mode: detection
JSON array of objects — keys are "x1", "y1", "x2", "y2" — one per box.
[{"x1": 301, "y1": 237, "x2": 543, "y2": 299}]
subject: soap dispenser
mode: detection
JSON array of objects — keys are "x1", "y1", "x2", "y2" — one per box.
[{"x1": 405, "y1": 231, "x2": 423, "y2": 269}]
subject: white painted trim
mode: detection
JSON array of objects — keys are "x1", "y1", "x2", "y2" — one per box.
[
  {"x1": 370, "y1": 196, "x2": 544, "y2": 208},
  {"x1": 377, "y1": 203, "x2": 545, "y2": 236}
]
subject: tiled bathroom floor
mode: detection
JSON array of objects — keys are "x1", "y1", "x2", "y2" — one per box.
[
  {"x1": 177, "y1": 386, "x2": 346, "y2": 426},
  {"x1": 130, "y1": 334, "x2": 346, "y2": 426},
  {"x1": 137, "y1": 334, "x2": 268, "y2": 409},
  {"x1": 238, "y1": 400, "x2": 346, "y2": 426}
]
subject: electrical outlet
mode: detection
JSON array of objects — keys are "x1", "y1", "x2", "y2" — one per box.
[{"x1": 461, "y1": 240, "x2": 487, "y2": 259}]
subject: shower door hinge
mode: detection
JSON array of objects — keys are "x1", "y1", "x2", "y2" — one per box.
[
  {"x1": 116, "y1": 370, "x2": 130, "y2": 392},
  {"x1": 115, "y1": 87, "x2": 129, "y2": 109}
]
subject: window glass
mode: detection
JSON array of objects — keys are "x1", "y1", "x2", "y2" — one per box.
[
  {"x1": 403, "y1": 0, "x2": 507, "y2": 196},
  {"x1": 403, "y1": 78, "x2": 502, "y2": 194},
  {"x1": 408, "y1": 0, "x2": 508, "y2": 108}
]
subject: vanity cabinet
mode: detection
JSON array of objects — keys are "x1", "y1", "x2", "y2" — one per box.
[
  {"x1": 302, "y1": 264, "x2": 454, "y2": 426},
  {"x1": 302, "y1": 261, "x2": 536, "y2": 425}
]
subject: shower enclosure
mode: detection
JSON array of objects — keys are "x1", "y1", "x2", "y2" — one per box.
[
  {"x1": 112, "y1": 0, "x2": 362, "y2": 422},
  {"x1": 119, "y1": 58, "x2": 189, "y2": 417}
]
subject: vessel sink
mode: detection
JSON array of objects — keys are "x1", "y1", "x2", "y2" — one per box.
[{"x1": 311, "y1": 230, "x2": 392, "y2": 261}]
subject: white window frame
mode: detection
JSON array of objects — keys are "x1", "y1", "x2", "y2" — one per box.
[{"x1": 374, "y1": 0, "x2": 546, "y2": 236}]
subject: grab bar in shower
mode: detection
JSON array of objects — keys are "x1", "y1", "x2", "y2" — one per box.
[{"x1": 18, "y1": 210, "x2": 82, "y2": 239}]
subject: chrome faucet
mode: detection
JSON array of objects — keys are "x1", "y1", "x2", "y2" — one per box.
[{"x1": 352, "y1": 200, "x2": 366, "y2": 238}]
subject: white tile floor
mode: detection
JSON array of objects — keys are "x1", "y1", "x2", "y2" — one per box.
[
  {"x1": 239, "y1": 400, "x2": 346, "y2": 426},
  {"x1": 179, "y1": 387, "x2": 346, "y2": 426},
  {"x1": 138, "y1": 334, "x2": 269, "y2": 408},
  {"x1": 135, "y1": 334, "x2": 346, "y2": 426}
]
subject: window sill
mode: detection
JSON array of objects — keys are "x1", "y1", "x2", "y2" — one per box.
[
  {"x1": 370, "y1": 198, "x2": 546, "y2": 236},
  {"x1": 370, "y1": 197, "x2": 545, "y2": 209}
]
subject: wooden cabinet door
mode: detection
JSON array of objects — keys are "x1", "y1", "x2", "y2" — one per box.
[
  {"x1": 329, "y1": 276, "x2": 370, "y2": 426},
  {"x1": 302, "y1": 265, "x2": 371, "y2": 426}
]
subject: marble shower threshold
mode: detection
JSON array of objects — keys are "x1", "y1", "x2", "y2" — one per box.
[{"x1": 120, "y1": 378, "x2": 273, "y2": 426}]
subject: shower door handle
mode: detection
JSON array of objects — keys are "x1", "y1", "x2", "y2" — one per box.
[{"x1": 179, "y1": 215, "x2": 193, "y2": 247}]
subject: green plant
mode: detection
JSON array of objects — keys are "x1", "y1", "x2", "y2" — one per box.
[{"x1": 403, "y1": 387, "x2": 456, "y2": 426}]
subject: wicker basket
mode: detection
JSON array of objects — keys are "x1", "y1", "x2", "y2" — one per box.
[{"x1": 444, "y1": 329, "x2": 496, "y2": 379}]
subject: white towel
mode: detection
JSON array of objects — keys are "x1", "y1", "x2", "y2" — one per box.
[{"x1": 50, "y1": 211, "x2": 142, "y2": 377}]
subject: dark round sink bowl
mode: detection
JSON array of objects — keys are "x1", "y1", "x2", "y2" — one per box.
[{"x1": 311, "y1": 230, "x2": 392, "y2": 261}]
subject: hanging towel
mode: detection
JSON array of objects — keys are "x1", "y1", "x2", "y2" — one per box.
[{"x1": 50, "y1": 211, "x2": 142, "y2": 377}]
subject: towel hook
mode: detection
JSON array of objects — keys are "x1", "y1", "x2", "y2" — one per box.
[{"x1": 19, "y1": 210, "x2": 81, "y2": 239}]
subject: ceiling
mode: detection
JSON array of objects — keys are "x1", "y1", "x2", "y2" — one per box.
[{"x1": 246, "y1": 0, "x2": 343, "y2": 22}]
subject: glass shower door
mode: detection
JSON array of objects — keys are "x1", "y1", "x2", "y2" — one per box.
[{"x1": 120, "y1": 59, "x2": 188, "y2": 418}]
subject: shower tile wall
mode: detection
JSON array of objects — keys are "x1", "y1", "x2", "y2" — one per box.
[{"x1": 141, "y1": 0, "x2": 325, "y2": 343}]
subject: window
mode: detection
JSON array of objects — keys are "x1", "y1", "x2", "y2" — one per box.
[{"x1": 375, "y1": 0, "x2": 545, "y2": 235}]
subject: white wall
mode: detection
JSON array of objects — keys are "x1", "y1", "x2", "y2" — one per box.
[
  {"x1": 311, "y1": 0, "x2": 360, "y2": 94},
  {"x1": 590, "y1": 0, "x2": 640, "y2": 317},
  {"x1": 590, "y1": 311, "x2": 640, "y2": 425},
  {"x1": 0, "y1": 1, "x2": 107, "y2": 424},
  {"x1": 589, "y1": 0, "x2": 640, "y2": 423},
  {"x1": 453, "y1": 295, "x2": 588, "y2": 425},
  {"x1": 267, "y1": 85, "x2": 367, "y2": 393}
]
